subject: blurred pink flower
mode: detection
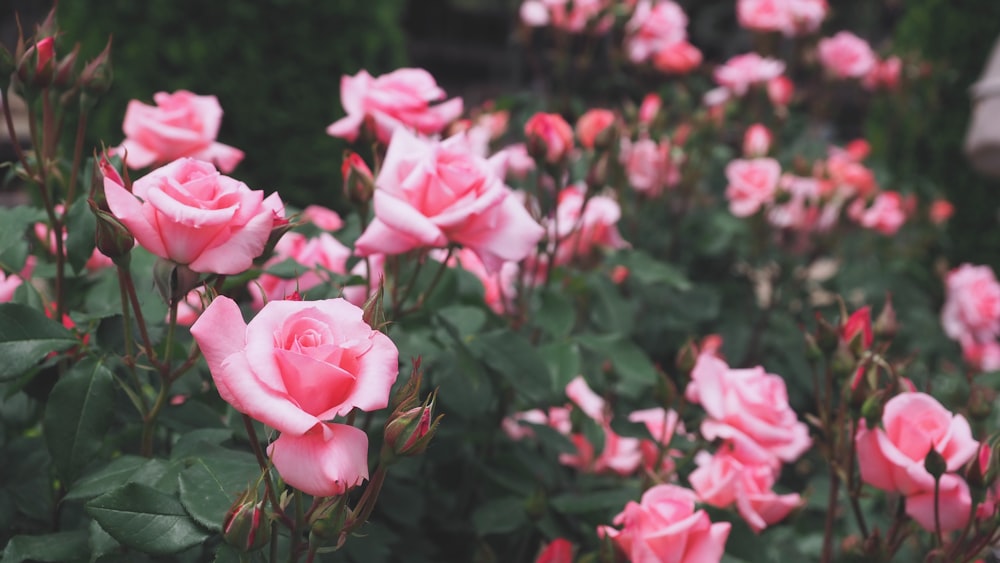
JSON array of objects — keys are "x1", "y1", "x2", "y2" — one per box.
[{"x1": 818, "y1": 31, "x2": 877, "y2": 79}]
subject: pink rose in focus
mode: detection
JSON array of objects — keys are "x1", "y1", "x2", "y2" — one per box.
[
  {"x1": 725, "y1": 157, "x2": 781, "y2": 217},
  {"x1": 689, "y1": 449, "x2": 801, "y2": 533},
  {"x1": 855, "y1": 392, "x2": 979, "y2": 532},
  {"x1": 354, "y1": 129, "x2": 543, "y2": 272},
  {"x1": 525, "y1": 112, "x2": 575, "y2": 165},
  {"x1": 941, "y1": 264, "x2": 1000, "y2": 345},
  {"x1": 625, "y1": 0, "x2": 688, "y2": 63},
  {"x1": 113, "y1": 90, "x2": 244, "y2": 172},
  {"x1": 818, "y1": 31, "x2": 877, "y2": 79},
  {"x1": 105, "y1": 158, "x2": 284, "y2": 275},
  {"x1": 326, "y1": 68, "x2": 463, "y2": 144},
  {"x1": 620, "y1": 137, "x2": 678, "y2": 196},
  {"x1": 686, "y1": 354, "x2": 811, "y2": 467},
  {"x1": 550, "y1": 185, "x2": 628, "y2": 266},
  {"x1": 251, "y1": 231, "x2": 351, "y2": 309},
  {"x1": 302, "y1": 205, "x2": 344, "y2": 232},
  {"x1": 848, "y1": 191, "x2": 906, "y2": 235},
  {"x1": 714, "y1": 53, "x2": 786, "y2": 96},
  {"x1": 191, "y1": 296, "x2": 399, "y2": 496},
  {"x1": 599, "y1": 484, "x2": 731, "y2": 563}
]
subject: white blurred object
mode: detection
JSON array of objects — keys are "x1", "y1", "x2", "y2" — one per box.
[{"x1": 965, "y1": 36, "x2": 1000, "y2": 178}]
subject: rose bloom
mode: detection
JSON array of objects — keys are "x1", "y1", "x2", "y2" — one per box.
[
  {"x1": 856, "y1": 392, "x2": 979, "y2": 532},
  {"x1": 714, "y1": 53, "x2": 786, "y2": 96},
  {"x1": 686, "y1": 354, "x2": 811, "y2": 467},
  {"x1": 575, "y1": 109, "x2": 616, "y2": 149},
  {"x1": 326, "y1": 68, "x2": 463, "y2": 144},
  {"x1": 519, "y1": 0, "x2": 613, "y2": 33},
  {"x1": 192, "y1": 296, "x2": 399, "y2": 496},
  {"x1": 113, "y1": 90, "x2": 244, "y2": 173},
  {"x1": 818, "y1": 31, "x2": 877, "y2": 79},
  {"x1": 524, "y1": 112, "x2": 575, "y2": 164},
  {"x1": 767, "y1": 75, "x2": 795, "y2": 107},
  {"x1": 638, "y1": 93, "x2": 662, "y2": 125},
  {"x1": 0, "y1": 257, "x2": 34, "y2": 303},
  {"x1": 929, "y1": 199, "x2": 954, "y2": 225},
  {"x1": 549, "y1": 185, "x2": 628, "y2": 266},
  {"x1": 961, "y1": 338, "x2": 1000, "y2": 372},
  {"x1": 941, "y1": 264, "x2": 1000, "y2": 345},
  {"x1": 725, "y1": 157, "x2": 782, "y2": 217},
  {"x1": 625, "y1": 0, "x2": 688, "y2": 64},
  {"x1": 301, "y1": 205, "x2": 344, "y2": 232},
  {"x1": 354, "y1": 129, "x2": 544, "y2": 272},
  {"x1": 535, "y1": 538, "x2": 573, "y2": 563},
  {"x1": 630, "y1": 407, "x2": 684, "y2": 472},
  {"x1": 599, "y1": 484, "x2": 731, "y2": 563},
  {"x1": 652, "y1": 41, "x2": 703, "y2": 75},
  {"x1": 251, "y1": 231, "x2": 352, "y2": 309},
  {"x1": 737, "y1": 0, "x2": 828, "y2": 36},
  {"x1": 848, "y1": 191, "x2": 906, "y2": 235},
  {"x1": 105, "y1": 158, "x2": 285, "y2": 275},
  {"x1": 862, "y1": 56, "x2": 903, "y2": 91},
  {"x1": 743, "y1": 123, "x2": 772, "y2": 157},
  {"x1": 689, "y1": 449, "x2": 801, "y2": 533},
  {"x1": 620, "y1": 137, "x2": 678, "y2": 196}
]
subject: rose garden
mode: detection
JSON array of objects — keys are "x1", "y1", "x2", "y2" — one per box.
[{"x1": 1, "y1": 1, "x2": 999, "y2": 562}]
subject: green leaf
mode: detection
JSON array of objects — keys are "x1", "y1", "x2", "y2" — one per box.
[
  {"x1": 1, "y1": 531, "x2": 89, "y2": 563},
  {"x1": 549, "y1": 487, "x2": 639, "y2": 514},
  {"x1": 177, "y1": 453, "x2": 261, "y2": 531},
  {"x1": 0, "y1": 206, "x2": 43, "y2": 273},
  {"x1": 88, "y1": 519, "x2": 119, "y2": 563},
  {"x1": 65, "y1": 196, "x2": 98, "y2": 274},
  {"x1": 44, "y1": 358, "x2": 115, "y2": 484},
  {"x1": 617, "y1": 250, "x2": 692, "y2": 290},
  {"x1": 86, "y1": 482, "x2": 209, "y2": 555},
  {"x1": 537, "y1": 342, "x2": 581, "y2": 391},
  {"x1": 471, "y1": 497, "x2": 526, "y2": 535},
  {"x1": 66, "y1": 455, "x2": 149, "y2": 501},
  {"x1": 535, "y1": 289, "x2": 575, "y2": 337},
  {"x1": 434, "y1": 305, "x2": 486, "y2": 336},
  {"x1": 577, "y1": 334, "x2": 658, "y2": 398},
  {"x1": 470, "y1": 330, "x2": 553, "y2": 402},
  {"x1": 0, "y1": 303, "x2": 78, "y2": 380}
]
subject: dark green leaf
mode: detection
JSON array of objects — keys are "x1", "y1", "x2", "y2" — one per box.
[
  {"x1": 471, "y1": 497, "x2": 526, "y2": 535},
  {"x1": 1, "y1": 531, "x2": 89, "y2": 563},
  {"x1": 537, "y1": 342, "x2": 581, "y2": 391},
  {"x1": 177, "y1": 453, "x2": 261, "y2": 531},
  {"x1": 549, "y1": 487, "x2": 639, "y2": 514},
  {"x1": 66, "y1": 455, "x2": 148, "y2": 501},
  {"x1": 434, "y1": 305, "x2": 486, "y2": 336},
  {"x1": 44, "y1": 358, "x2": 115, "y2": 483},
  {"x1": 577, "y1": 334, "x2": 658, "y2": 398},
  {"x1": 469, "y1": 330, "x2": 552, "y2": 402},
  {"x1": 535, "y1": 289, "x2": 576, "y2": 337},
  {"x1": 86, "y1": 482, "x2": 209, "y2": 555},
  {"x1": 617, "y1": 250, "x2": 692, "y2": 290},
  {"x1": 88, "y1": 519, "x2": 119, "y2": 563},
  {"x1": 0, "y1": 303, "x2": 78, "y2": 380},
  {"x1": 65, "y1": 196, "x2": 98, "y2": 274},
  {"x1": 0, "y1": 206, "x2": 43, "y2": 273}
]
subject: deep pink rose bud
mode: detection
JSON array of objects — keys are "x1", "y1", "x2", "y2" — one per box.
[
  {"x1": 383, "y1": 397, "x2": 441, "y2": 460},
  {"x1": 874, "y1": 296, "x2": 897, "y2": 340},
  {"x1": 575, "y1": 109, "x2": 617, "y2": 150},
  {"x1": 17, "y1": 35, "x2": 55, "y2": 89},
  {"x1": 743, "y1": 123, "x2": 772, "y2": 157},
  {"x1": 639, "y1": 93, "x2": 662, "y2": 125},
  {"x1": 767, "y1": 76, "x2": 794, "y2": 108},
  {"x1": 535, "y1": 538, "x2": 574, "y2": 563},
  {"x1": 841, "y1": 306, "x2": 873, "y2": 353},
  {"x1": 52, "y1": 43, "x2": 79, "y2": 90},
  {"x1": 222, "y1": 492, "x2": 270, "y2": 552},
  {"x1": 524, "y1": 112, "x2": 574, "y2": 165},
  {"x1": 342, "y1": 151, "x2": 374, "y2": 205}
]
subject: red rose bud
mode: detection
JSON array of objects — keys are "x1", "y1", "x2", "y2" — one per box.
[
  {"x1": 342, "y1": 151, "x2": 374, "y2": 205},
  {"x1": 52, "y1": 43, "x2": 79, "y2": 90},
  {"x1": 88, "y1": 199, "x2": 134, "y2": 264},
  {"x1": 638, "y1": 93, "x2": 661, "y2": 125},
  {"x1": 524, "y1": 112, "x2": 574, "y2": 165},
  {"x1": 575, "y1": 109, "x2": 616, "y2": 150},
  {"x1": 17, "y1": 35, "x2": 55, "y2": 89},
  {"x1": 536, "y1": 538, "x2": 574, "y2": 563},
  {"x1": 742, "y1": 123, "x2": 772, "y2": 157},
  {"x1": 222, "y1": 493, "x2": 270, "y2": 552},
  {"x1": 841, "y1": 306, "x2": 873, "y2": 354},
  {"x1": 383, "y1": 396, "x2": 441, "y2": 459}
]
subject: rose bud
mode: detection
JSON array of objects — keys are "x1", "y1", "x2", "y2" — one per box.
[
  {"x1": 52, "y1": 43, "x2": 80, "y2": 90},
  {"x1": 383, "y1": 392, "x2": 442, "y2": 460},
  {"x1": 222, "y1": 492, "x2": 270, "y2": 552},
  {"x1": 342, "y1": 151, "x2": 374, "y2": 205},
  {"x1": 841, "y1": 306, "x2": 873, "y2": 355},
  {"x1": 873, "y1": 295, "x2": 897, "y2": 340},
  {"x1": 638, "y1": 93, "x2": 661, "y2": 125},
  {"x1": 767, "y1": 75, "x2": 794, "y2": 108},
  {"x1": 575, "y1": 109, "x2": 616, "y2": 150},
  {"x1": 929, "y1": 199, "x2": 954, "y2": 225},
  {"x1": 524, "y1": 112, "x2": 574, "y2": 165},
  {"x1": 17, "y1": 35, "x2": 55, "y2": 89},
  {"x1": 88, "y1": 199, "x2": 134, "y2": 265},
  {"x1": 361, "y1": 277, "x2": 386, "y2": 332},
  {"x1": 79, "y1": 38, "x2": 113, "y2": 98},
  {"x1": 742, "y1": 123, "x2": 772, "y2": 157}
]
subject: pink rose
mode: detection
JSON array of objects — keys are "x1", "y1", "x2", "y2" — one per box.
[
  {"x1": 549, "y1": 185, "x2": 628, "y2": 266},
  {"x1": 0, "y1": 257, "x2": 34, "y2": 303},
  {"x1": 301, "y1": 205, "x2": 344, "y2": 232},
  {"x1": 191, "y1": 296, "x2": 399, "y2": 497},
  {"x1": 630, "y1": 407, "x2": 684, "y2": 472},
  {"x1": 524, "y1": 112, "x2": 575, "y2": 164},
  {"x1": 737, "y1": 0, "x2": 828, "y2": 36},
  {"x1": 862, "y1": 56, "x2": 902, "y2": 91},
  {"x1": 725, "y1": 157, "x2": 781, "y2": 217},
  {"x1": 689, "y1": 449, "x2": 801, "y2": 533},
  {"x1": 929, "y1": 199, "x2": 954, "y2": 225},
  {"x1": 520, "y1": 0, "x2": 613, "y2": 33},
  {"x1": 353, "y1": 129, "x2": 545, "y2": 273},
  {"x1": 638, "y1": 93, "x2": 662, "y2": 124},
  {"x1": 855, "y1": 392, "x2": 979, "y2": 532},
  {"x1": 961, "y1": 338, "x2": 1000, "y2": 372},
  {"x1": 848, "y1": 191, "x2": 906, "y2": 235},
  {"x1": 652, "y1": 41, "x2": 703, "y2": 75},
  {"x1": 620, "y1": 137, "x2": 678, "y2": 196},
  {"x1": 113, "y1": 90, "x2": 244, "y2": 173},
  {"x1": 742, "y1": 123, "x2": 772, "y2": 157},
  {"x1": 535, "y1": 538, "x2": 573, "y2": 563},
  {"x1": 714, "y1": 53, "x2": 786, "y2": 96},
  {"x1": 818, "y1": 31, "x2": 877, "y2": 79},
  {"x1": 941, "y1": 264, "x2": 1000, "y2": 345},
  {"x1": 599, "y1": 484, "x2": 731, "y2": 563},
  {"x1": 105, "y1": 158, "x2": 284, "y2": 275},
  {"x1": 326, "y1": 68, "x2": 463, "y2": 144},
  {"x1": 625, "y1": 0, "x2": 689, "y2": 64},
  {"x1": 251, "y1": 231, "x2": 351, "y2": 309},
  {"x1": 686, "y1": 354, "x2": 811, "y2": 467},
  {"x1": 574, "y1": 109, "x2": 616, "y2": 150},
  {"x1": 446, "y1": 248, "x2": 518, "y2": 314},
  {"x1": 767, "y1": 75, "x2": 795, "y2": 107}
]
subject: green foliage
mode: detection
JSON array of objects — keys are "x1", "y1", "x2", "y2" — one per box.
[{"x1": 57, "y1": 0, "x2": 407, "y2": 210}]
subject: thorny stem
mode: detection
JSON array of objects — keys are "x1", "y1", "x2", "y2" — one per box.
[
  {"x1": 117, "y1": 266, "x2": 148, "y2": 413},
  {"x1": 821, "y1": 462, "x2": 841, "y2": 563},
  {"x1": 346, "y1": 464, "x2": 388, "y2": 535},
  {"x1": 1, "y1": 89, "x2": 30, "y2": 171}
]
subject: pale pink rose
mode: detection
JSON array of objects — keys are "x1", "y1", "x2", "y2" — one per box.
[
  {"x1": 630, "y1": 407, "x2": 684, "y2": 472},
  {"x1": 737, "y1": 0, "x2": 827, "y2": 36},
  {"x1": 175, "y1": 286, "x2": 208, "y2": 326},
  {"x1": 502, "y1": 408, "x2": 550, "y2": 441},
  {"x1": 620, "y1": 137, "x2": 678, "y2": 196},
  {"x1": 301, "y1": 205, "x2": 344, "y2": 232},
  {"x1": 530, "y1": 0, "x2": 612, "y2": 33},
  {"x1": 550, "y1": 186, "x2": 628, "y2": 266},
  {"x1": 686, "y1": 354, "x2": 811, "y2": 467},
  {"x1": 625, "y1": 0, "x2": 688, "y2": 64},
  {"x1": 343, "y1": 253, "x2": 386, "y2": 307},
  {"x1": 818, "y1": 31, "x2": 877, "y2": 79},
  {"x1": 524, "y1": 112, "x2": 575, "y2": 165},
  {"x1": 855, "y1": 392, "x2": 979, "y2": 532},
  {"x1": 566, "y1": 375, "x2": 608, "y2": 423},
  {"x1": 941, "y1": 264, "x2": 1000, "y2": 345},
  {"x1": 113, "y1": 90, "x2": 244, "y2": 172},
  {"x1": 353, "y1": 129, "x2": 545, "y2": 273},
  {"x1": 598, "y1": 484, "x2": 731, "y2": 563},
  {"x1": 251, "y1": 231, "x2": 351, "y2": 309},
  {"x1": 725, "y1": 157, "x2": 782, "y2": 217},
  {"x1": 848, "y1": 191, "x2": 906, "y2": 235},
  {"x1": 559, "y1": 423, "x2": 644, "y2": 476},
  {"x1": 743, "y1": 123, "x2": 772, "y2": 157},
  {"x1": 767, "y1": 175, "x2": 824, "y2": 231},
  {"x1": 575, "y1": 109, "x2": 616, "y2": 149},
  {"x1": 105, "y1": 158, "x2": 284, "y2": 275},
  {"x1": 326, "y1": 68, "x2": 463, "y2": 144},
  {"x1": 447, "y1": 248, "x2": 518, "y2": 314},
  {"x1": 652, "y1": 41, "x2": 703, "y2": 75},
  {"x1": 497, "y1": 143, "x2": 537, "y2": 180},
  {"x1": 520, "y1": 0, "x2": 552, "y2": 26},
  {"x1": 0, "y1": 257, "x2": 34, "y2": 302},
  {"x1": 191, "y1": 296, "x2": 399, "y2": 497},
  {"x1": 786, "y1": 0, "x2": 828, "y2": 34},
  {"x1": 689, "y1": 449, "x2": 801, "y2": 533},
  {"x1": 714, "y1": 53, "x2": 786, "y2": 96},
  {"x1": 961, "y1": 337, "x2": 1000, "y2": 372}
]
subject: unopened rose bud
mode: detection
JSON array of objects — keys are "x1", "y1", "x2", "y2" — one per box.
[
  {"x1": 575, "y1": 109, "x2": 616, "y2": 150},
  {"x1": 153, "y1": 259, "x2": 201, "y2": 306},
  {"x1": 841, "y1": 306, "x2": 873, "y2": 355},
  {"x1": 924, "y1": 446, "x2": 947, "y2": 480},
  {"x1": 873, "y1": 295, "x2": 897, "y2": 340},
  {"x1": 524, "y1": 112, "x2": 574, "y2": 165},
  {"x1": 638, "y1": 93, "x2": 661, "y2": 125},
  {"x1": 966, "y1": 442, "x2": 996, "y2": 491},
  {"x1": 17, "y1": 36, "x2": 55, "y2": 89},
  {"x1": 79, "y1": 38, "x2": 113, "y2": 98},
  {"x1": 861, "y1": 391, "x2": 885, "y2": 428},
  {"x1": 767, "y1": 76, "x2": 794, "y2": 108},
  {"x1": 390, "y1": 359, "x2": 424, "y2": 413},
  {"x1": 52, "y1": 44, "x2": 80, "y2": 90},
  {"x1": 308, "y1": 496, "x2": 349, "y2": 549},
  {"x1": 929, "y1": 199, "x2": 954, "y2": 225},
  {"x1": 256, "y1": 213, "x2": 294, "y2": 265},
  {"x1": 222, "y1": 493, "x2": 270, "y2": 552},
  {"x1": 342, "y1": 151, "x2": 374, "y2": 206},
  {"x1": 88, "y1": 199, "x2": 134, "y2": 265},
  {"x1": 361, "y1": 277, "x2": 386, "y2": 332},
  {"x1": 383, "y1": 395, "x2": 441, "y2": 460},
  {"x1": 675, "y1": 339, "x2": 698, "y2": 375},
  {"x1": 742, "y1": 123, "x2": 772, "y2": 157}
]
